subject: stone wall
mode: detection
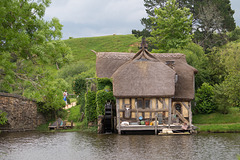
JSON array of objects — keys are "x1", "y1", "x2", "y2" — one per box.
[{"x1": 0, "y1": 92, "x2": 46, "y2": 132}]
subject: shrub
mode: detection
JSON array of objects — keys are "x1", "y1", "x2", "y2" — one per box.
[
  {"x1": 0, "y1": 110, "x2": 8, "y2": 125},
  {"x1": 195, "y1": 82, "x2": 216, "y2": 114},
  {"x1": 58, "y1": 62, "x2": 88, "y2": 79},
  {"x1": 56, "y1": 108, "x2": 68, "y2": 119},
  {"x1": 73, "y1": 77, "x2": 87, "y2": 95},
  {"x1": 96, "y1": 78, "x2": 112, "y2": 90},
  {"x1": 214, "y1": 83, "x2": 230, "y2": 114}
]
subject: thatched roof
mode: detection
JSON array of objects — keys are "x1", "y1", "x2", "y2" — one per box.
[
  {"x1": 112, "y1": 49, "x2": 176, "y2": 98},
  {"x1": 95, "y1": 50, "x2": 198, "y2": 100},
  {"x1": 96, "y1": 52, "x2": 133, "y2": 78}
]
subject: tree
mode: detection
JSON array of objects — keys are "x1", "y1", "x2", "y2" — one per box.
[
  {"x1": 192, "y1": 0, "x2": 235, "y2": 51},
  {"x1": 0, "y1": 0, "x2": 72, "y2": 115},
  {"x1": 228, "y1": 26, "x2": 240, "y2": 42},
  {"x1": 213, "y1": 42, "x2": 240, "y2": 113},
  {"x1": 149, "y1": 0, "x2": 193, "y2": 52},
  {"x1": 0, "y1": 0, "x2": 72, "y2": 93},
  {"x1": 133, "y1": 0, "x2": 236, "y2": 51},
  {"x1": 133, "y1": 0, "x2": 192, "y2": 37},
  {"x1": 32, "y1": 78, "x2": 68, "y2": 117}
]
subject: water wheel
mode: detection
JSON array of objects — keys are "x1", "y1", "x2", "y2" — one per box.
[{"x1": 104, "y1": 102, "x2": 113, "y2": 133}]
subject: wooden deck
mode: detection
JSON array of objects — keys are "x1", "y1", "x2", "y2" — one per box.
[
  {"x1": 158, "y1": 132, "x2": 190, "y2": 136},
  {"x1": 118, "y1": 124, "x2": 193, "y2": 134}
]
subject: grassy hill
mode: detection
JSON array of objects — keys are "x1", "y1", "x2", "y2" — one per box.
[
  {"x1": 59, "y1": 34, "x2": 141, "y2": 93},
  {"x1": 63, "y1": 34, "x2": 141, "y2": 65}
]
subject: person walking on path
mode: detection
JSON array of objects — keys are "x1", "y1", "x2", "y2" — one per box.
[{"x1": 63, "y1": 90, "x2": 68, "y2": 107}]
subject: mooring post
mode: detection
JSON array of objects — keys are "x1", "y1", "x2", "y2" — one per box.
[{"x1": 71, "y1": 120, "x2": 73, "y2": 128}]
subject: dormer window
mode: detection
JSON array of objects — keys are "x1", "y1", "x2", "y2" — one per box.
[{"x1": 166, "y1": 61, "x2": 175, "y2": 69}]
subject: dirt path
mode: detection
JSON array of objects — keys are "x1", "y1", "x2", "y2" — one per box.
[{"x1": 64, "y1": 102, "x2": 76, "y2": 109}]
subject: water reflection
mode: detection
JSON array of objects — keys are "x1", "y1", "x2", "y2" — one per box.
[{"x1": 0, "y1": 132, "x2": 240, "y2": 160}]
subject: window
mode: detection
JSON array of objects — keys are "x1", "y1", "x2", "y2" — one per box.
[
  {"x1": 137, "y1": 98, "x2": 150, "y2": 109},
  {"x1": 137, "y1": 98, "x2": 143, "y2": 108},
  {"x1": 175, "y1": 103, "x2": 182, "y2": 113},
  {"x1": 145, "y1": 99, "x2": 150, "y2": 108}
]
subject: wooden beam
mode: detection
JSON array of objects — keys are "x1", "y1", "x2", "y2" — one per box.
[
  {"x1": 168, "y1": 98, "x2": 172, "y2": 128},
  {"x1": 116, "y1": 99, "x2": 121, "y2": 134},
  {"x1": 163, "y1": 98, "x2": 167, "y2": 109},
  {"x1": 189, "y1": 102, "x2": 192, "y2": 130},
  {"x1": 135, "y1": 99, "x2": 138, "y2": 121},
  {"x1": 158, "y1": 98, "x2": 167, "y2": 109},
  {"x1": 181, "y1": 102, "x2": 190, "y2": 111},
  {"x1": 175, "y1": 110, "x2": 188, "y2": 124},
  {"x1": 155, "y1": 113, "x2": 157, "y2": 135}
]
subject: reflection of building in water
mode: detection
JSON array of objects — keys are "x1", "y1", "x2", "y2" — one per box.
[{"x1": 95, "y1": 39, "x2": 198, "y2": 134}]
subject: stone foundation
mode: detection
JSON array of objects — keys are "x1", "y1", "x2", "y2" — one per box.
[{"x1": 0, "y1": 92, "x2": 46, "y2": 132}]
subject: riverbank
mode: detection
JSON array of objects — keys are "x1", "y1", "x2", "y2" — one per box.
[
  {"x1": 36, "y1": 107, "x2": 240, "y2": 134},
  {"x1": 195, "y1": 123, "x2": 240, "y2": 133},
  {"x1": 36, "y1": 121, "x2": 97, "y2": 133},
  {"x1": 193, "y1": 107, "x2": 240, "y2": 133}
]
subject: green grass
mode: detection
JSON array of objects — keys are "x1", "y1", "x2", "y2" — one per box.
[
  {"x1": 68, "y1": 105, "x2": 81, "y2": 122},
  {"x1": 36, "y1": 118, "x2": 97, "y2": 133},
  {"x1": 193, "y1": 107, "x2": 240, "y2": 124},
  {"x1": 64, "y1": 34, "x2": 141, "y2": 64},
  {"x1": 36, "y1": 121, "x2": 54, "y2": 132},
  {"x1": 70, "y1": 98, "x2": 77, "y2": 103},
  {"x1": 195, "y1": 123, "x2": 240, "y2": 133},
  {"x1": 193, "y1": 107, "x2": 240, "y2": 133}
]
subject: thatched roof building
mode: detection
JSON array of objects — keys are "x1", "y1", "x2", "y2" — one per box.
[{"x1": 96, "y1": 48, "x2": 197, "y2": 101}]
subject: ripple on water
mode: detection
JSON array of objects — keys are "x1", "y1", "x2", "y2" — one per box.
[{"x1": 0, "y1": 132, "x2": 240, "y2": 160}]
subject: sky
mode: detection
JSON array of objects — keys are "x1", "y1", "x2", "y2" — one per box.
[{"x1": 44, "y1": 0, "x2": 240, "y2": 40}]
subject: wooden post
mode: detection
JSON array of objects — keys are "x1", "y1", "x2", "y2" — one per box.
[
  {"x1": 135, "y1": 100, "x2": 139, "y2": 121},
  {"x1": 116, "y1": 99, "x2": 121, "y2": 134},
  {"x1": 71, "y1": 120, "x2": 73, "y2": 129},
  {"x1": 168, "y1": 98, "x2": 172, "y2": 128},
  {"x1": 155, "y1": 113, "x2": 158, "y2": 135},
  {"x1": 189, "y1": 102, "x2": 192, "y2": 130},
  {"x1": 56, "y1": 121, "x2": 59, "y2": 130}
]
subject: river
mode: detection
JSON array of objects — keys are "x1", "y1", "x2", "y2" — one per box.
[{"x1": 0, "y1": 131, "x2": 240, "y2": 160}]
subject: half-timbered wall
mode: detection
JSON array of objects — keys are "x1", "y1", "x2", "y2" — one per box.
[
  {"x1": 117, "y1": 98, "x2": 171, "y2": 120},
  {"x1": 172, "y1": 102, "x2": 190, "y2": 118}
]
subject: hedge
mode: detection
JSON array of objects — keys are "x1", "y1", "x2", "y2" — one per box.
[
  {"x1": 96, "y1": 90, "x2": 115, "y2": 116},
  {"x1": 85, "y1": 91, "x2": 97, "y2": 122}
]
